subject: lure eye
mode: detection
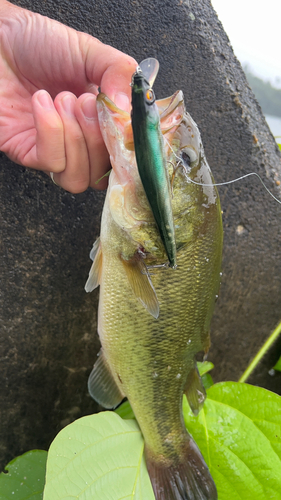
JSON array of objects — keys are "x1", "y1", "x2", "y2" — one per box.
[{"x1": 145, "y1": 88, "x2": 155, "y2": 104}]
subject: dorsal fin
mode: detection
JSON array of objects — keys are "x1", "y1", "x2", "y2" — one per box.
[
  {"x1": 85, "y1": 238, "x2": 102, "y2": 292},
  {"x1": 184, "y1": 362, "x2": 206, "y2": 416},
  {"x1": 88, "y1": 349, "x2": 125, "y2": 409},
  {"x1": 120, "y1": 253, "x2": 159, "y2": 319}
]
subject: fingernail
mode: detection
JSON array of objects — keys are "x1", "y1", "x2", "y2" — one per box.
[
  {"x1": 81, "y1": 95, "x2": 96, "y2": 119},
  {"x1": 114, "y1": 92, "x2": 130, "y2": 111},
  {"x1": 61, "y1": 94, "x2": 75, "y2": 115},
  {"x1": 37, "y1": 91, "x2": 53, "y2": 109}
]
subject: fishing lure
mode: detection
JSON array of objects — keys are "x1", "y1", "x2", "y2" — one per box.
[{"x1": 131, "y1": 59, "x2": 177, "y2": 268}]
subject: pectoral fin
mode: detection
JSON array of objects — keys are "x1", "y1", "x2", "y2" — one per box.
[
  {"x1": 184, "y1": 362, "x2": 206, "y2": 416},
  {"x1": 88, "y1": 349, "x2": 125, "y2": 409},
  {"x1": 85, "y1": 238, "x2": 102, "y2": 292},
  {"x1": 120, "y1": 253, "x2": 159, "y2": 319}
]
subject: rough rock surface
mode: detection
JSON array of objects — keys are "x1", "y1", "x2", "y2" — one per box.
[{"x1": 1, "y1": 0, "x2": 280, "y2": 469}]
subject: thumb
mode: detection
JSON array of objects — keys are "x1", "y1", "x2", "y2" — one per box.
[{"x1": 83, "y1": 38, "x2": 137, "y2": 111}]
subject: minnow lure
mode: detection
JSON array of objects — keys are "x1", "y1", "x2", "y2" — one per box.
[{"x1": 131, "y1": 59, "x2": 177, "y2": 268}]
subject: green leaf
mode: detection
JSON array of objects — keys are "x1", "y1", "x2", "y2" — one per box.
[
  {"x1": 183, "y1": 382, "x2": 281, "y2": 500},
  {"x1": 44, "y1": 382, "x2": 281, "y2": 500},
  {"x1": 197, "y1": 360, "x2": 214, "y2": 376},
  {"x1": 43, "y1": 411, "x2": 154, "y2": 500},
  {"x1": 273, "y1": 355, "x2": 281, "y2": 371},
  {"x1": 115, "y1": 399, "x2": 135, "y2": 420},
  {"x1": 201, "y1": 372, "x2": 214, "y2": 389},
  {"x1": 0, "y1": 450, "x2": 47, "y2": 500},
  {"x1": 278, "y1": 143, "x2": 281, "y2": 151}
]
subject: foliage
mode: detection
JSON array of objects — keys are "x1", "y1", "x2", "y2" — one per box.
[
  {"x1": 239, "y1": 320, "x2": 281, "y2": 382},
  {"x1": 274, "y1": 356, "x2": 281, "y2": 371},
  {"x1": 41, "y1": 383, "x2": 281, "y2": 500},
  {"x1": 197, "y1": 360, "x2": 214, "y2": 388},
  {"x1": 43, "y1": 413, "x2": 154, "y2": 500},
  {"x1": 0, "y1": 450, "x2": 47, "y2": 500},
  {"x1": 183, "y1": 383, "x2": 281, "y2": 500},
  {"x1": 3, "y1": 336, "x2": 281, "y2": 500},
  {"x1": 196, "y1": 360, "x2": 214, "y2": 376},
  {"x1": 244, "y1": 66, "x2": 281, "y2": 118}
]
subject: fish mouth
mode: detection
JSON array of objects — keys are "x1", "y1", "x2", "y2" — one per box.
[
  {"x1": 157, "y1": 90, "x2": 184, "y2": 117},
  {"x1": 96, "y1": 93, "x2": 134, "y2": 152},
  {"x1": 97, "y1": 90, "x2": 186, "y2": 269},
  {"x1": 97, "y1": 90, "x2": 184, "y2": 121}
]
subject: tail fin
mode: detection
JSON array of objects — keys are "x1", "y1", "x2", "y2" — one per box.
[{"x1": 146, "y1": 439, "x2": 217, "y2": 500}]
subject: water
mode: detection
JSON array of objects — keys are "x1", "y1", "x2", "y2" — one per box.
[{"x1": 265, "y1": 114, "x2": 281, "y2": 139}]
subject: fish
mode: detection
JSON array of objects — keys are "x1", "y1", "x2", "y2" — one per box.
[{"x1": 85, "y1": 61, "x2": 223, "y2": 500}]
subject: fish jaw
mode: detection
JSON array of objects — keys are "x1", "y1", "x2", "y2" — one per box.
[{"x1": 97, "y1": 93, "x2": 135, "y2": 186}]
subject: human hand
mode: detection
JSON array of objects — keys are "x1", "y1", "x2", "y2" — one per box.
[{"x1": 0, "y1": 0, "x2": 136, "y2": 191}]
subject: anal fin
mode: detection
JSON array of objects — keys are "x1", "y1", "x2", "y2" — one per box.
[
  {"x1": 120, "y1": 253, "x2": 159, "y2": 319},
  {"x1": 85, "y1": 237, "x2": 102, "y2": 292},
  {"x1": 184, "y1": 362, "x2": 206, "y2": 416},
  {"x1": 88, "y1": 349, "x2": 125, "y2": 409}
]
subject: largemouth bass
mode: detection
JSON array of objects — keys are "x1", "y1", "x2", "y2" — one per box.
[{"x1": 85, "y1": 65, "x2": 223, "y2": 500}]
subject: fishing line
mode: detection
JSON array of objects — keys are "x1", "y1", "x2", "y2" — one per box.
[
  {"x1": 164, "y1": 137, "x2": 281, "y2": 206},
  {"x1": 188, "y1": 172, "x2": 281, "y2": 206},
  {"x1": 95, "y1": 139, "x2": 281, "y2": 205}
]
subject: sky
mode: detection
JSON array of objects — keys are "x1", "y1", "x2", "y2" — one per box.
[{"x1": 211, "y1": 0, "x2": 281, "y2": 87}]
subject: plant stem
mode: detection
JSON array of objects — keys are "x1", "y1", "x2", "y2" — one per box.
[
  {"x1": 238, "y1": 320, "x2": 281, "y2": 383},
  {"x1": 95, "y1": 169, "x2": 112, "y2": 185}
]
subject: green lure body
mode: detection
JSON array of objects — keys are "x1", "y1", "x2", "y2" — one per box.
[{"x1": 131, "y1": 69, "x2": 177, "y2": 268}]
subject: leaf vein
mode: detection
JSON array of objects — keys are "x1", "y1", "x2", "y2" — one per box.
[{"x1": 50, "y1": 429, "x2": 141, "y2": 477}]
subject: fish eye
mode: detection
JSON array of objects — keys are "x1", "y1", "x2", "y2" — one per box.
[
  {"x1": 181, "y1": 152, "x2": 191, "y2": 167},
  {"x1": 181, "y1": 148, "x2": 198, "y2": 169},
  {"x1": 145, "y1": 88, "x2": 155, "y2": 104},
  {"x1": 182, "y1": 148, "x2": 197, "y2": 162}
]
